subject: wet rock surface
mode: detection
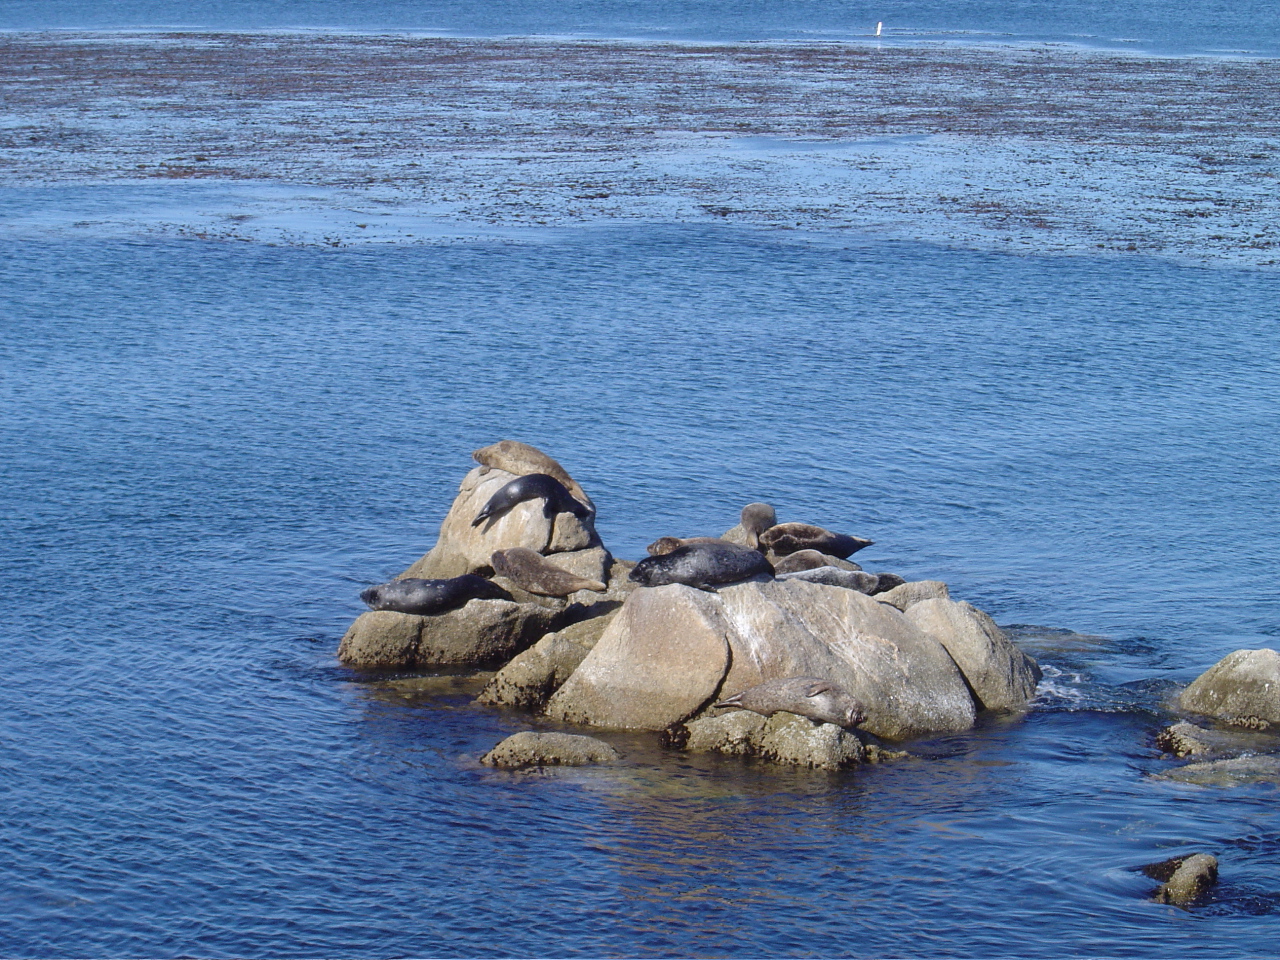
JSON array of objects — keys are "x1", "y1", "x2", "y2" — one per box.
[
  {"x1": 1142, "y1": 854, "x2": 1220, "y2": 906},
  {"x1": 480, "y1": 731, "x2": 620, "y2": 768},
  {"x1": 1178, "y1": 649, "x2": 1280, "y2": 728}
]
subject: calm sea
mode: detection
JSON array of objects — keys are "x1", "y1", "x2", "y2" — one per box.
[{"x1": 3, "y1": 2, "x2": 1279, "y2": 958}]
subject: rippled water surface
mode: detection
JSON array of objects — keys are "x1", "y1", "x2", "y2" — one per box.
[
  {"x1": 3, "y1": 229, "x2": 1279, "y2": 957},
  {"x1": 3, "y1": 0, "x2": 1280, "y2": 55}
]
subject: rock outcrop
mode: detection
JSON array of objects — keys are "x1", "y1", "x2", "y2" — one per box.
[
  {"x1": 476, "y1": 611, "x2": 620, "y2": 710},
  {"x1": 1178, "y1": 648, "x2": 1280, "y2": 728},
  {"x1": 1142, "y1": 854, "x2": 1219, "y2": 906},
  {"x1": 480, "y1": 731, "x2": 620, "y2": 768},
  {"x1": 906, "y1": 599, "x2": 1042, "y2": 712},
  {"x1": 544, "y1": 578, "x2": 1033, "y2": 739},
  {"x1": 338, "y1": 600, "x2": 559, "y2": 668},
  {"x1": 400, "y1": 465, "x2": 604, "y2": 581}
]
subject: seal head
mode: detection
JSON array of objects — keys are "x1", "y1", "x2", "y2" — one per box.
[
  {"x1": 360, "y1": 574, "x2": 510, "y2": 615},
  {"x1": 713, "y1": 677, "x2": 866, "y2": 728},
  {"x1": 739, "y1": 502, "x2": 777, "y2": 548},
  {"x1": 472, "y1": 473, "x2": 593, "y2": 527},
  {"x1": 629, "y1": 540, "x2": 773, "y2": 591}
]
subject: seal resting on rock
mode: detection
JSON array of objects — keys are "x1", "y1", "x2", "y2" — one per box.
[
  {"x1": 472, "y1": 440, "x2": 591, "y2": 506},
  {"x1": 777, "y1": 566, "x2": 880, "y2": 593},
  {"x1": 739, "y1": 502, "x2": 776, "y2": 548},
  {"x1": 360, "y1": 574, "x2": 510, "y2": 615},
  {"x1": 713, "y1": 677, "x2": 866, "y2": 728},
  {"x1": 630, "y1": 541, "x2": 774, "y2": 591},
  {"x1": 759, "y1": 522, "x2": 873, "y2": 559},
  {"x1": 646, "y1": 535, "x2": 726, "y2": 556},
  {"x1": 472, "y1": 473, "x2": 593, "y2": 527},
  {"x1": 490, "y1": 547, "x2": 606, "y2": 596},
  {"x1": 773, "y1": 549, "x2": 862, "y2": 574}
]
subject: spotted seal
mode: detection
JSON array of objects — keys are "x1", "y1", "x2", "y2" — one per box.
[
  {"x1": 776, "y1": 566, "x2": 880, "y2": 593},
  {"x1": 490, "y1": 548, "x2": 606, "y2": 596},
  {"x1": 772, "y1": 549, "x2": 863, "y2": 574},
  {"x1": 472, "y1": 440, "x2": 591, "y2": 506},
  {"x1": 629, "y1": 541, "x2": 773, "y2": 590},
  {"x1": 713, "y1": 677, "x2": 866, "y2": 728},
  {"x1": 472, "y1": 473, "x2": 593, "y2": 527},
  {"x1": 360, "y1": 574, "x2": 510, "y2": 615},
  {"x1": 759, "y1": 522, "x2": 873, "y2": 559}
]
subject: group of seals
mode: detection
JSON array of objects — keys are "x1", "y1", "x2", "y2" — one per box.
[
  {"x1": 472, "y1": 473, "x2": 592, "y2": 528},
  {"x1": 713, "y1": 677, "x2": 867, "y2": 729},
  {"x1": 360, "y1": 574, "x2": 510, "y2": 615},
  {"x1": 472, "y1": 440, "x2": 593, "y2": 508}
]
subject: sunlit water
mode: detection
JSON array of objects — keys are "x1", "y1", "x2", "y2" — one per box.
[
  {"x1": 3, "y1": 229, "x2": 1279, "y2": 957},
  {"x1": 2, "y1": 0, "x2": 1279, "y2": 55}
]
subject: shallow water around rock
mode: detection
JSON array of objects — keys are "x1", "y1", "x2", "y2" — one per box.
[{"x1": 3, "y1": 228, "x2": 1279, "y2": 956}]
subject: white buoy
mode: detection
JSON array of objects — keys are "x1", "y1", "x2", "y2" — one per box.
[{"x1": 875, "y1": 21, "x2": 883, "y2": 37}]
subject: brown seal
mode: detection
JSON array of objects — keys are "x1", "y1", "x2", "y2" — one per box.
[
  {"x1": 759, "y1": 522, "x2": 873, "y2": 559},
  {"x1": 738, "y1": 502, "x2": 776, "y2": 548},
  {"x1": 772, "y1": 549, "x2": 863, "y2": 574},
  {"x1": 713, "y1": 677, "x2": 866, "y2": 728},
  {"x1": 490, "y1": 548, "x2": 606, "y2": 596},
  {"x1": 472, "y1": 440, "x2": 591, "y2": 506}
]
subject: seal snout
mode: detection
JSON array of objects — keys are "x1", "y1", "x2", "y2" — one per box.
[{"x1": 359, "y1": 585, "x2": 380, "y2": 606}]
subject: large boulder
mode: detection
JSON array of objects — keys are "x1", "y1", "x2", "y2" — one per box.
[
  {"x1": 546, "y1": 578, "x2": 992, "y2": 740},
  {"x1": 400, "y1": 466, "x2": 601, "y2": 580},
  {"x1": 337, "y1": 599, "x2": 559, "y2": 668},
  {"x1": 906, "y1": 598, "x2": 1042, "y2": 711},
  {"x1": 1178, "y1": 649, "x2": 1280, "y2": 728},
  {"x1": 477, "y1": 610, "x2": 620, "y2": 710}
]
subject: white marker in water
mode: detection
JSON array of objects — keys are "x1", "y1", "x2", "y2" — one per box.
[{"x1": 875, "y1": 21, "x2": 883, "y2": 36}]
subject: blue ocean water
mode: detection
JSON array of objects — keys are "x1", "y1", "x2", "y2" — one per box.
[
  {"x1": 0, "y1": 0, "x2": 1278, "y2": 55},
  {"x1": 4, "y1": 0, "x2": 1280, "y2": 955},
  {"x1": 3, "y1": 228, "x2": 1279, "y2": 957}
]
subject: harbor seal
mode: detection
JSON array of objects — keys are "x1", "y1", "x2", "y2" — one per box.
[
  {"x1": 629, "y1": 540, "x2": 774, "y2": 590},
  {"x1": 646, "y1": 535, "x2": 727, "y2": 556},
  {"x1": 490, "y1": 548, "x2": 606, "y2": 596},
  {"x1": 713, "y1": 677, "x2": 866, "y2": 728},
  {"x1": 472, "y1": 440, "x2": 591, "y2": 506},
  {"x1": 472, "y1": 473, "x2": 593, "y2": 527},
  {"x1": 360, "y1": 574, "x2": 510, "y2": 615},
  {"x1": 870, "y1": 572, "x2": 906, "y2": 594},
  {"x1": 777, "y1": 566, "x2": 880, "y2": 593},
  {"x1": 772, "y1": 549, "x2": 863, "y2": 574},
  {"x1": 739, "y1": 502, "x2": 776, "y2": 548},
  {"x1": 759, "y1": 522, "x2": 873, "y2": 559}
]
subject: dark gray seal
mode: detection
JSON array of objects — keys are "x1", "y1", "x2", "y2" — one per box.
[
  {"x1": 646, "y1": 535, "x2": 727, "y2": 556},
  {"x1": 360, "y1": 574, "x2": 510, "y2": 615},
  {"x1": 490, "y1": 548, "x2": 606, "y2": 596},
  {"x1": 472, "y1": 473, "x2": 593, "y2": 527},
  {"x1": 870, "y1": 572, "x2": 906, "y2": 594},
  {"x1": 629, "y1": 541, "x2": 774, "y2": 591},
  {"x1": 739, "y1": 502, "x2": 776, "y2": 549},
  {"x1": 713, "y1": 677, "x2": 866, "y2": 728},
  {"x1": 759, "y1": 522, "x2": 873, "y2": 559},
  {"x1": 776, "y1": 566, "x2": 880, "y2": 593}
]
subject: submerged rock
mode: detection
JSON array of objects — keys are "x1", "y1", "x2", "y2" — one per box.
[
  {"x1": 1142, "y1": 854, "x2": 1219, "y2": 906},
  {"x1": 1154, "y1": 754, "x2": 1280, "y2": 787},
  {"x1": 480, "y1": 731, "x2": 620, "y2": 768},
  {"x1": 1178, "y1": 648, "x2": 1280, "y2": 729},
  {"x1": 680, "y1": 711, "x2": 866, "y2": 770},
  {"x1": 338, "y1": 599, "x2": 559, "y2": 668}
]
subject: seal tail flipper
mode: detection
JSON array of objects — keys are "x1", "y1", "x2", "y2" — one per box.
[
  {"x1": 471, "y1": 508, "x2": 491, "y2": 527},
  {"x1": 713, "y1": 692, "x2": 744, "y2": 710}
]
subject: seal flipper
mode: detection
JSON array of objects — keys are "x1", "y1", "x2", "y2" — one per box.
[
  {"x1": 804, "y1": 681, "x2": 835, "y2": 698},
  {"x1": 713, "y1": 692, "x2": 744, "y2": 710}
]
